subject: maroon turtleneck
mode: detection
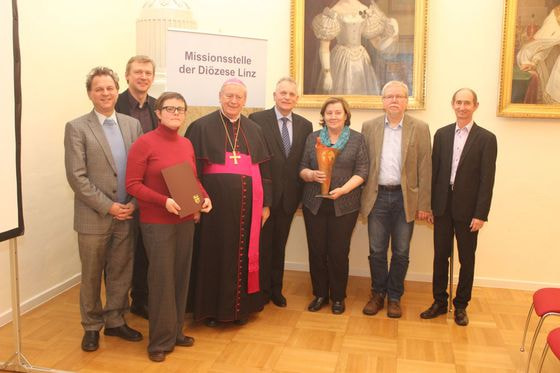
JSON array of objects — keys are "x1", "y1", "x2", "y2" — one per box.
[{"x1": 126, "y1": 124, "x2": 207, "y2": 224}]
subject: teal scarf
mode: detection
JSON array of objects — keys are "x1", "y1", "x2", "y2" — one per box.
[{"x1": 319, "y1": 125, "x2": 350, "y2": 150}]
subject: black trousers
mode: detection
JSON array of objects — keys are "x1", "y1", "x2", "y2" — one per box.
[
  {"x1": 432, "y1": 189, "x2": 478, "y2": 309},
  {"x1": 303, "y1": 200, "x2": 359, "y2": 302},
  {"x1": 130, "y1": 230, "x2": 149, "y2": 307},
  {"x1": 260, "y1": 205, "x2": 295, "y2": 298}
]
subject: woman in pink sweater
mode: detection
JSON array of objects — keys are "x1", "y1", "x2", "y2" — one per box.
[{"x1": 126, "y1": 92, "x2": 211, "y2": 362}]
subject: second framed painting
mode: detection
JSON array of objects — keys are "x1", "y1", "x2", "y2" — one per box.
[
  {"x1": 290, "y1": 0, "x2": 428, "y2": 109},
  {"x1": 498, "y1": 0, "x2": 560, "y2": 118}
]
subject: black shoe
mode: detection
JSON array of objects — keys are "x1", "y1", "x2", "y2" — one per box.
[
  {"x1": 331, "y1": 301, "x2": 345, "y2": 315},
  {"x1": 420, "y1": 302, "x2": 448, "y2": 319},
  {"x1": 454, "y1": 308, "x2": 469, "y2": 326},
  {"x1": 176, "y1": 335, "x2": 195, "y2": 347},
  {"x1": 234, "y1": 318, "x2": 248, "y2": 326},
  {"x1": 307, "y1": 296, "x2": 329, "y2": 312},
  {"x1": 130, "y1": 303, "x2": 149, "y2": 320},
  {"x1": 262, "y1": 292, "x2": 271, "y2": 304},
  {"x1": 81, "y1": 330, "x2": 99, "y2": 352},
  {"x1": 271, "y1": 293, "x2": 287, "y2": 308},
  {"x1": 204, "y1": 318, "x2": 218, "y2": 327},
  {"x1": 104, "y1": 324, "x2": 143, "y2": 341},
  {"x1": 148, "y1": 351, "x2": 165, "y2": 362}
]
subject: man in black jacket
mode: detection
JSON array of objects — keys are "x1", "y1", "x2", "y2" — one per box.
[
  {"x1": 420, "y1": 88, "x2": 497, "y2": 326},
  {"x1": 115, "y1": 55, "x2": 157, "y2": 319},
  {"x1": 249, "y1": 78, "x2": 312, "y2": 307}
]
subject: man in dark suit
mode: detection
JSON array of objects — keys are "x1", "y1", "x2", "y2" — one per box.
[
  {"x1": 249, "y1": 77, "x2": 312, "y2": 307},
  {"x1": 64, "y1": 67, "x2": 144, "y2": 351},
  {"x1": 115, "y1": 55, "x2": 157, "y2": 319},
  {"x1": 420, "y1": 88, "x2": 497, "y2": 326}
]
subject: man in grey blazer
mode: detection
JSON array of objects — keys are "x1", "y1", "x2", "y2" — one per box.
[
  {"x1": 360, "y1": 81, "x2": 431, "y2": 318},
  {"x1": 64, "y1": 66, "x2": 143, "y2": 351},
  {"x1": 249, "y1": 77, "x2": 312, "y2": 307}
]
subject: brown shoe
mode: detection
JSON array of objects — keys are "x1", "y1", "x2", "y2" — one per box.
[
  {"x1": 362, "y1": 292, "x2": 385, "y2": 315},
  {"x1": 387, "y1": 300, "x2": 402, "y2": 318},
  {"x1": 148, "y1": 351, "x2": 165, "y2": 362}
]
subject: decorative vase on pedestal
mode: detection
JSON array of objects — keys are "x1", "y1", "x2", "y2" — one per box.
[{"x1": 136, "y1": 0, "x2": 197, "y2": 97}]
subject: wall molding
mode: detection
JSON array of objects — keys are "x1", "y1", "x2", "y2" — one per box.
[
  {"x1": 285, "y1": 262, "x2": 560, "y2": 291},
  {"x1": 0, "y1": 273, "x2": 80, "y2": 327},
  {"x1": 1, "y1": 263, "x2": 558, "y2": 328}
]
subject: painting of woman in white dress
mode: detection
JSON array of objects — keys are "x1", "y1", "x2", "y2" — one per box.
[
  {"x1": 291, "y1": 0, "x2": 426, "y2": 109},
  {"x1": 311, "y1": 0, "x2": 399, "y2": 95}
]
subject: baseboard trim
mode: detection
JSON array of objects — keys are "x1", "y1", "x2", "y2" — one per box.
[
  {"x1": 284, "y1": 262, "x2": 560, "y2": 291},
  {"x1": 1, "y1": 264, "x2": 558, "y2": 328},
  {"x1": 0, "y1": 273, "x2": 81, "y2": 327}
]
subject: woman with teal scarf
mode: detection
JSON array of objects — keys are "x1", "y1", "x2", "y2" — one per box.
[{"x1": 299, "y1": 97, "x2": 369, "y2": 315}]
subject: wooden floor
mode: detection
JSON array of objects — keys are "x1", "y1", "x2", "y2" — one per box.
[{"x1": 1, "y1": 270, "x2": 559, "y2": 372}]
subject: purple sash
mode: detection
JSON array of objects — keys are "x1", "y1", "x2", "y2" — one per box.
[{"x1": 203, "y1": 152, "x2": 262, "y2": 294}]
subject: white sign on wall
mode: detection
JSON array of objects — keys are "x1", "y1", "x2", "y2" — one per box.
[{"x1": 166, "y1": 29, "x2": 267, "y2": 108}]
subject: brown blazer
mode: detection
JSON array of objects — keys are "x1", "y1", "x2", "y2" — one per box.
[
  {"x1": 360, "y1": 114, "x2": 431, "y2": 222},
  {"x1": 64, "y1": 110, "x2": 142, "y2": 234}
]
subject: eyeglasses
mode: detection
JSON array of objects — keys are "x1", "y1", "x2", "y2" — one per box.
[
  {"x1": 161, "y1": 106, "x2": 186, "y2": 114},
  {"x1": 382, "y1": 95, "x2": 407, "y2": 101}
]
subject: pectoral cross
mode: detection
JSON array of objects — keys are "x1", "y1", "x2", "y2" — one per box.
[{"x1": 229, "y1": 151, "x2": 241, "y2": 165}]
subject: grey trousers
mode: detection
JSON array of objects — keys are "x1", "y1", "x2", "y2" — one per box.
[
  {"x1": 141, "y1": 221, "x2": 194, "y2": 353},
  {"x1": 78, "y1": 219, "x2": 134, "y2": 331}
]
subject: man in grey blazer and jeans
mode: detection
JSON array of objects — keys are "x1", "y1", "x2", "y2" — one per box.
[
  {"x1": 64, "y1": 66, "x2": 143, "y2": 351},
  {"x1": 360, "y1": 81, "x2": 432, "y2": 318}
]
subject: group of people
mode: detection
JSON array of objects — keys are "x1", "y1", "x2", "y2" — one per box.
[
  {"x1": 64, "y1": 56, "x2": 212, "y2": 362},
  {"x1": 64, "y1": 54, "x2": 497, "y2": 363}
]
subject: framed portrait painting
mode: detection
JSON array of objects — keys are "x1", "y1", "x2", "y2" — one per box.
[
  {"x1": 290, "y1": 0, "x2": 427, "y2": 109},
  {"x1": 498, "y1": 0, "x2": 560, "y2": 118}
]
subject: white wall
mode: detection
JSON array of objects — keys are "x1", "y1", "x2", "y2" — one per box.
[
  {"x1": 1, "y1": 0, "x2": 559, "y2": 325},
  {"x1": 288, "y1": 0, "x2": 560, "y2": 290},
  {"x1": 0, "y1": 0, "x2": 138, "y2": 323}
]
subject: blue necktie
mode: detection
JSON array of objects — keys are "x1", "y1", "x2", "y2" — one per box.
[
  {"x1": 280, "y1": 117, "x2": 291, "y2": 157},
  {"x1": 102, "y1": 118, "x2": 127, "y2": 203}
]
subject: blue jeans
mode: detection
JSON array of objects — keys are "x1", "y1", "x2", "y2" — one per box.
[{"x1": 367, "y1": 189, "x2": 414, "y2": 301}]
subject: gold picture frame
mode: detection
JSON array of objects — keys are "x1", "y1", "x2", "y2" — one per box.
[
  {"x1": 290, "y1": 0, "x2": 428, "y2": 109},
  {"x1": 498, "y1": 0, "x2": 560, "y2": 118}
]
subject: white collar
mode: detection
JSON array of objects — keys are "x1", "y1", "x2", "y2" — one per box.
[
  {"x1": 220, "y1": 110, "x2": 241, "y2": 123},
  {"x1": 274, "y1": 106, "x2": 292, "y2": 122},
  {"x1": 94, "y1": 110, "x2": 117, "y2": 126},
  {"x1": 455, "y1": 121, "x2": 474, "y2": 133}
]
